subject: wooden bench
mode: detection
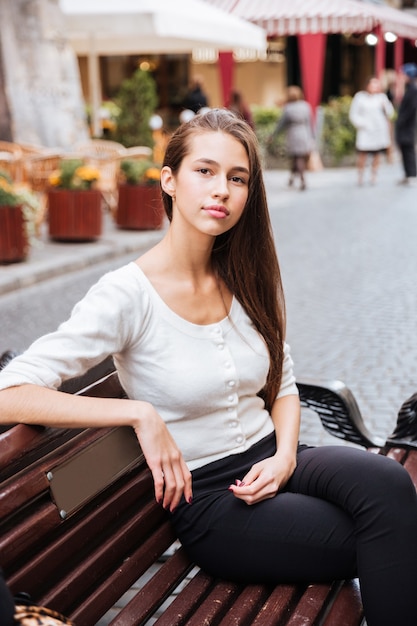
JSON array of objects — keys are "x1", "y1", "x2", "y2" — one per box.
[{"x1": 1, "y1": 351, "x2": 417, "y2": 625}]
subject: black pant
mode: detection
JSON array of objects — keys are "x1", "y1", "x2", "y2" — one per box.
[
  {"x1": 172, "y1": 436, "x2": 417, "y2": 626},
  {"x1": 399, "y1": 142, "x2": 417, "y2": 178}
]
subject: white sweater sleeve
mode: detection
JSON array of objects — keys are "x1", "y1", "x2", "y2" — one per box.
[
  {"x1": 277, "y1": 342, "x2": 298, "y2": 398},
  {"x1": 0, "y1": 265, "x2": 143, "y2": 391}
]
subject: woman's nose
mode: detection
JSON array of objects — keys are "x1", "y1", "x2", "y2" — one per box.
[{"x1": 212, "y1": 175, "x2": 229, "y2": 199}]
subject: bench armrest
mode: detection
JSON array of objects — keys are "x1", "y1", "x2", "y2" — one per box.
[
  {"x1": 296, "y1": 379, "x2": 384, "y2": 449},
  {"x1": 386, "y1": 392, "x2": 417, "y2": 449}
]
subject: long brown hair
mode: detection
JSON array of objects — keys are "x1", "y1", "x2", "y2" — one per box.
[{"x1": 161, "y1": 109, "x2": 286, "y2": 411}]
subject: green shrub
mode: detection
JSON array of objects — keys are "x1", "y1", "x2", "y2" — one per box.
[
  {"x1": 320, "y1": 96, "x2": 356, "y2": 164},
  {"x1": 112, "y1": 69, "x2": 158, "y2": 148},
  {"x1": 252, "y1": 105, "x2": 286, "y2": 166}
]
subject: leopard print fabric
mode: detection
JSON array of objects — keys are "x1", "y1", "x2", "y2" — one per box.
[{"x1": 14, "y1": 604, "x2": 73, "y2": 625}]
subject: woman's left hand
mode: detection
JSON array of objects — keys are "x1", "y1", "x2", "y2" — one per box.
[{"x1": 228, "y1": 451, "x2": 296, "y2": 505}]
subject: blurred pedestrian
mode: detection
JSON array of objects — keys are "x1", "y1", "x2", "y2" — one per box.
[
  {"x1": 182, "y1": 75, "x2": 209, "y2": 115},
  {"x1": 269, "y1": 86, "x2": 315, "y2": 191},
  {"x1": 228, "y1": 90, "x2": 254, "y2": 129},
  {"x1": 349, "y1": 77, "x2": 394, "y2": 186},
  {"x1": 395, "y1": 63, "x2": 417, "y2": 186}
]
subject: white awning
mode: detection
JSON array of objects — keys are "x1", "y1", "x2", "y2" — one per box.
[
  {"x1": 204, "y1": 0, "x2": 417, "y2": 39},
  {"x1": 59, "y1": 0, "x2": 267, "y2": 55}
]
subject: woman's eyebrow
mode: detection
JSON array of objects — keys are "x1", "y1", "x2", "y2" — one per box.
[{"x1": 193, "y1": 158, "x2": 249, "y2": 175}]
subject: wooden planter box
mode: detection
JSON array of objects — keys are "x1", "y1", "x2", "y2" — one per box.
[
  {"x1": 0, "y1": 205, "x2": 28, "y2": 263},
  {"x1": 116, "y1": 184, "x2": 165, "y2": 230},
  {"x1": 48, "y1": 189, "x2": 102, "y2": 242}
]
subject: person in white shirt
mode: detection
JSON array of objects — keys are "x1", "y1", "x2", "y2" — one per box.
[
  {"x1": 349, "y1": 76, "x2": 394, "y2": 185},
  {"x1": 0, "y1": 109, "x2": 416, "y2": 626}
]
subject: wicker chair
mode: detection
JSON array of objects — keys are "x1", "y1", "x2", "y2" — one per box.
[
  {"x1": 17, "y1": 143, "x2": 48, "y2": 183},
  {"x1": 74, "y1": 140, "x2": 126, "y2": 212},
  {"x1": 120, "y1": 146, "x2": 153, "y2": 161},
  {"x1": 23, "y1": 152, "x2": 63, "y2": 233},
  {"x1": 0, "y1": 141, "x2": 23, "y2": 182}
]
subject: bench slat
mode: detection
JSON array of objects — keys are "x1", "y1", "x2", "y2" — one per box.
[
  {"x1": 184, "y1": 579, "x2": 243, "y2": 626},
  {"x1": 6, "y1": 468, "x2": 152, "y2": 590},
  {"x1": 111, "y1": 546, "x2": 194, "y2": 626},
  {"x1": 251, "y1": 586, "x2": 304, "y2": 625},
  {"x1": 216, "y1": 584, "x2": 273, "y2": 625},
  {"x1": 1, "y1": 502, "x2": 61, "y2": 570},
  {"x1": 323, "y1": 579, "x2": 364, "y2": 625},
  {"x1": 287, "y1": 583, "x2": 336, "y2": 624},
  {"x1": 70, "y1": 521, "x2": 177, "y2": 624},
  {"x1": 152, "y1": 569, "x2": 215, "y2": 626}
]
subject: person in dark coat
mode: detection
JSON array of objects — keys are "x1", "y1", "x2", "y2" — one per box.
[
  {"x1": 395, "y1": 63, "x2": 417, "y2": 186},
  {"x1": 182, "y1": 76, "x2": 209, "y2": 115}
]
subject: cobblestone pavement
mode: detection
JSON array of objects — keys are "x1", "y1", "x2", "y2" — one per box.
[{"x1": 264, "y1": 157, "x2": 417, "y2": 446}]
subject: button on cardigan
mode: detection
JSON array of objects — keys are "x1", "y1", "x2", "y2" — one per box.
[{"x1": 0, "y1": 263, "x2": 298, "y2": 471}]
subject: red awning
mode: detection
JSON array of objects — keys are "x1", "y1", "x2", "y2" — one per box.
[{"x1": 205, "y1": 0, "x2": 417, "y2": 39}]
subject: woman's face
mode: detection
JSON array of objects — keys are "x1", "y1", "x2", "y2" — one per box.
[
  {"x1": 367, "y1": 78, "x2": 381, "y2": 94},
  {"x1": 161, "y1": 130, "x2": 250, "y2": 238}
]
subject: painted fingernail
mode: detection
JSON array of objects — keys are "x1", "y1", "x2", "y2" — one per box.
[
  {"x1": 187, "y1": 496, "x2": 193, "y2": 505},
  {"x1": 235, "y1": 480, "x2": 245, "y2": 487}
]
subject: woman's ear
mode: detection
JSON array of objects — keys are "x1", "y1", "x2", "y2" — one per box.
[{"x1": 160, "y1": 166, "x2": 176, "y2": 197}]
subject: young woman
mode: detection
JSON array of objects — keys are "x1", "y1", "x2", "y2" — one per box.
[
  {"x1": 349, "y1": 77, "x2": 394, "y2": 185},
  {"x1": 269, "y1": 86, "x2": 315, "y2": 191},
  {"x1": 0, "y1": 109, "x2": 416, "y2": 625}
]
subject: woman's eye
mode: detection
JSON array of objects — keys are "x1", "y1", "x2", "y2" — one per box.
[
  {"x1": 198, "y1": 168, "x2": 210, "y2": 175},
  {"x1": 231, "y1": 175, "x2": 246, "y2": 184}
]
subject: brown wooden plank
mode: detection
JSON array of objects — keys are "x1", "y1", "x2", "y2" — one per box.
[
  {"x1": 152, "y1": 569, "x2": 214, "y2": 626},
  {"x1": 323, "y1": 579, "x2": 364, "y2": 625},
  {"x1": 217, "y1": 584, "x2": 273, "y2": 626},
  {"x1": 109, "y1": 546, "x2": 194, "y2": 626},
  {"x1": 7, "y1": 467, "x2": 153, "y2": 592},
  {"x1": 403, "y1": 450, "x2": 417, "y2": 490},
  {"x1": 69, "y1": 521, "x2": 178, "y2": 625},
  {"x1": 286, "y1": 583, "x2": 334, "y2": 624},
  {"x1": 385, "y1": 447, "x2": 408, "y2": 464},
  {"x1": 251, "y1": 585, "x2": 305, "y2": 626},
  {"x1": 40, "y1": 500, "x2": 168, "y2": 611},
  {"x1": 183, "y1": 580, "x2": 243, "y2": 626},
  {"x1": 1, "y1": 502, "x2": 61, "y2": 571},
  {"x1": 0, "y1": 423, "x2": 44, "y2": 470},
  {"x1": 0, "y1": 428, "x2": 109, "y2": 520}
]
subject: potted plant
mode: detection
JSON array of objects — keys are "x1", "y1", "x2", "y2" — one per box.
[
  {"x1": 47, "y1": 159, "x2": 102, "y2": 242},
  {"x1": 0, "y1": 170, "x2": 41, "y2": 263},
  {"x1": 116, "y1": 159, "x2": 165, "y2": 230}
]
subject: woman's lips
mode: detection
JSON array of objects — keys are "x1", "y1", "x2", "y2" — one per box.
[{"x1": 203, "y1": 205, "x2": 229, "y2": 219}]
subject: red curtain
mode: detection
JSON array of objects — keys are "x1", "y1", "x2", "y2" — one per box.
[
  {"x1": 374, "y1": 25, "x2": 386, "y2": 78},
  {"x1": 297, "y1": 33, "x2": 326, "y2": 124},
  {"x1": 218, "y1": 51, "x2": 234, "y2": 107}
]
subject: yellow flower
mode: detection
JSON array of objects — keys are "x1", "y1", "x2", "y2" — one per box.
[
  {"x1": 48, "y1": 171, "x2": 62, "y2": 187},
  {"x1": 74, "y1": 166, "x2": 100, "y2": 182},
  {"x1": 0, "y1": 177, "x2": 13, "y2": 192},
  {"x1": 145, "y1": 167, "x2": 161, "y2": 182}
]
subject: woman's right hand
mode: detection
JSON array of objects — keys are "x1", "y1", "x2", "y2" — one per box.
[{"x1": 133, "y1": 402, "x2": 192, "y2": 512}]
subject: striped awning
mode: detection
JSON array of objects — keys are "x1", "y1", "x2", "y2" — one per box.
[{"x1": 204, "y1": 0, "x2": 417, "y2": 39}]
